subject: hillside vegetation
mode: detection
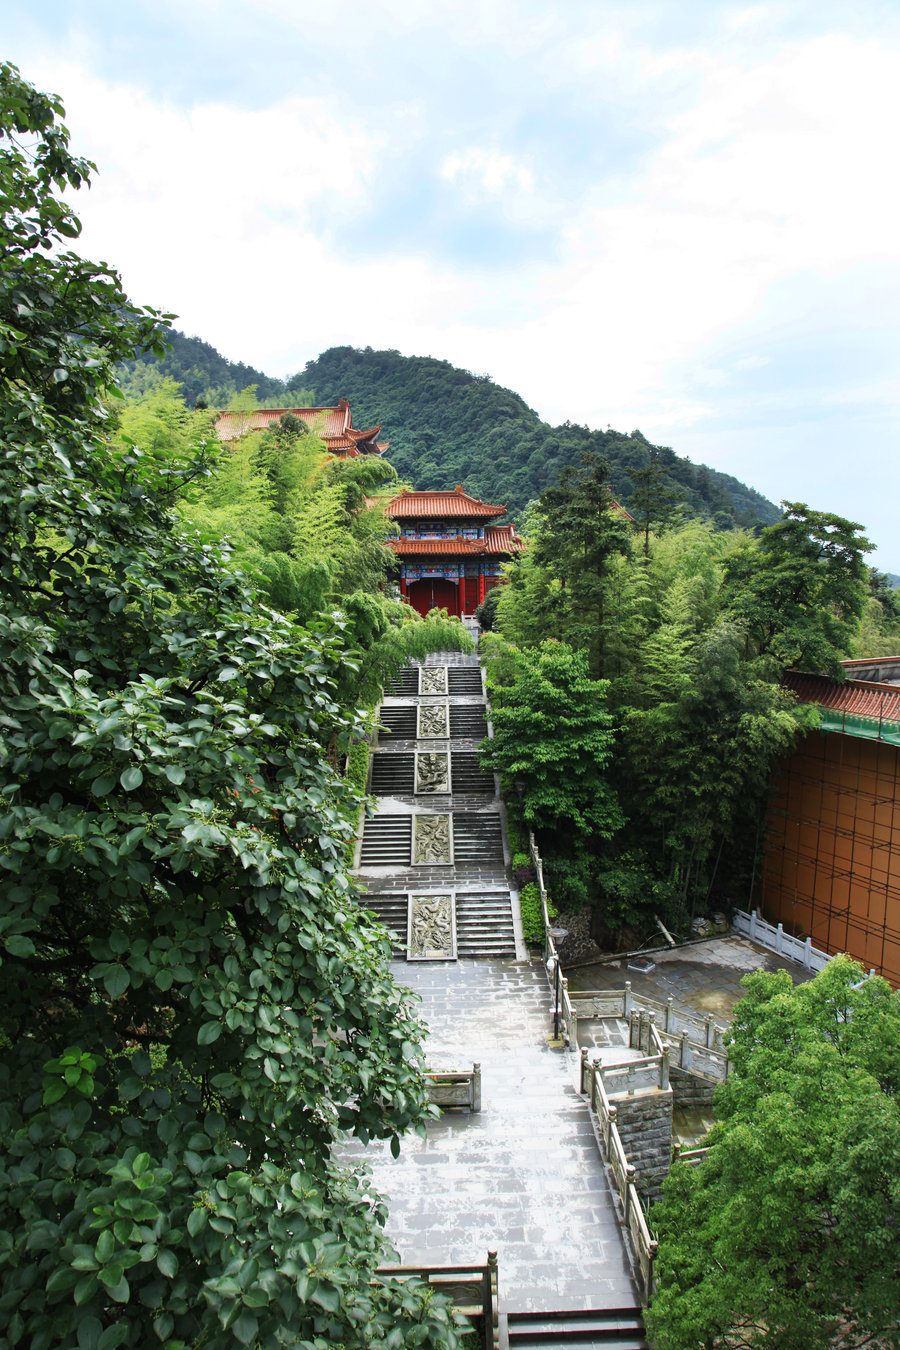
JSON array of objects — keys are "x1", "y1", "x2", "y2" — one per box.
[{"x1": 121, "y1": 332, "x2": 781, "y2": 528}]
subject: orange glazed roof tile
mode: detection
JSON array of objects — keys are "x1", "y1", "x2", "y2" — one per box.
[
  {"x1": 387, "y1": 539, "x2": 490, "y2": 557},
  {"x1": 385, "y1": 525, "x2": 525, "y2": 558},
  {"x1": 387, "y1": 485, "x2": 507, "y2": 520},
  {"x1": 783, "y1": 671, "x2": 900, "y2": 724},
  {"x1": 214, "y1": 399, "x2": 387, "y2": 454}
]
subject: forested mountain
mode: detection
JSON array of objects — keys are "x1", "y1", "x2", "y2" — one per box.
[
  {"x1": 121, "y1": 332, "x2": 781, "y2": 527},
  {"x1": 303, "y1": 346, "x2": 780, "y2": 527},
  {"x1": 118, "y1": 327, "x2": 313, "y2": 406}
]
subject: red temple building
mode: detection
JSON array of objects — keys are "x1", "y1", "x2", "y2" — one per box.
[
  {"x1": 214, "y1": 398, "x2": 388, "y2": 458},
  {"x1": 760, "y1": 662, "x2": 900, "y2": 986},
  {"x1": 384, "y1": 486, "x2": 525, "y2": 619}
]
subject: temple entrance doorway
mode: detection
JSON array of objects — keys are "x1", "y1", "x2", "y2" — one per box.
[{"x1": 407, "y1": 578, "x2": 459, "y2": 618}]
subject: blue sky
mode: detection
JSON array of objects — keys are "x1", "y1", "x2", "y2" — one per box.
[{"x1": 7, "y1": 0, "x2": 900, "y2": 566}]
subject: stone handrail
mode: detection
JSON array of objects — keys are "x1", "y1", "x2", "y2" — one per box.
[
  {"x1": 426, "y1": 1063, "x2": 482, "y2": 1112},
  {"x1": 732, "y1": 907, "x2": 835, "y2": 973},
  {"x1": 580, "y1": 1058, "x2": 657, "y2": 1303},
  {"x1": 567, "y1": 984, "x2": 731, "y2": 1081},
  {"x1": 671, "y1": 1143, "x2": 710, "y2": 1168},
  {"x1": 529, "y1": 834, "x2": 579, "y2": 1042},
  {"x1": 375, "y1": 1253, "x2": 499, "y2": 1349}
]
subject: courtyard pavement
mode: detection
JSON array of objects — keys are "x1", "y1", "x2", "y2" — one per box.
[
  {"x1": 339, "y1": 958, "x2": 641, "y2": 1313},
  {"x1": 567, "y1": 935, "x2": 814, "y2": 1022}
]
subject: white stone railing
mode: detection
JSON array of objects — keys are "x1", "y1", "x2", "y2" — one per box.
[
  {"x1": 425, "y1": 1064, "x2": 482, "y2": 1112},
  {"x1": 579, "y1": 1057, "x2": 657, "y2": 1304},
  {"x1": 732, "y1": 907, "x2": 833, "y2": 972},
  {"x1": 375, "y1": 1253, "x2": 499, "y2": 1349}
]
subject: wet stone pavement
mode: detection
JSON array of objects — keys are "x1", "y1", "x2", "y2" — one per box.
[
  {"x1": 567, "y1": 935, "x2": 814, "y2": 1023},
  {"x1": 339, "y1": 959, "x2": 640, "y2": 1313}
]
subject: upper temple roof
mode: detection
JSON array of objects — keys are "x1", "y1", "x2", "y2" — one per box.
[
  {"x1": 387, "y1": 485, "x2": 507, "y2": 520},
  {"x1": 214, "y1": 398, "x2": 388, "y2": 456}
]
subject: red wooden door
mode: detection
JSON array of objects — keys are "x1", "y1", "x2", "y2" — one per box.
[{"x1": 407, "y1": 578, "x2": 460, "y2": 617}]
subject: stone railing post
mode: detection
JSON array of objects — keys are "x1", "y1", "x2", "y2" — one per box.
[
  {"x1": 472, "y1": 1062, "x2": 482, "y2": 1112},
  {"x1": 660, "y1": 1046, "x2": 670, "y2": 1091},
  {"x1": 580, "y1": 1046, "x2": 589, "y2": 1094},
  {"x1": 624, "y1": 980, "x2": 633, "y2": 1019},
  {"x1": 680, "y1": 1030, "x2": 691, "y2": 1071},
  {"x1": 705, "y1": 1014, "x2": 714, "y2": 1049},
  {"x1": 665, "y1": 996, "x2": 674, "y2": 1033},
  {"x1": 624, "y1": 1164, "x2": 636, "y2": 1224}
]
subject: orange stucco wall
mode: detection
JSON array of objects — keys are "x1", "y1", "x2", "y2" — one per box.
[{"x1": 760, "y1": 730, "x2": 900, "y2": 987}]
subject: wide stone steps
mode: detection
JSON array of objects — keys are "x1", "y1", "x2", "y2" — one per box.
[
  {"x1": 378, "y1": 706, "x2": 418, "y2": 739},
  {"x1": 505, "y1": 1308, "x2": 648, "y2": 1349},
  {"x1": 378, "y1": 705, "x2": 489, "y2": 745},
  {"x1": 358, "y1": 812, "x2": 505, "y2": 867},
  {"x1": 358, "y1": 815, "x2": 412, "y2": 866},
  {"x1": 370, "y1": 754, "x2": 416, "y2": 795},
  {"x1": 456, "y1": 892, "x2": 515, "y2": 956},
  {"x1": 452, "y1": 813, "x2": 504, "y2": 862},
  {"x1": 388, "y1": 667, "x2": 484, "y2": 697},
  {"x1": 449, "y1": 705, "x2": 488, "y2": 740},
  {"x1": 448, "y1": 668, "x2": 484, "y2": 695},
  {"x1": 356, "y1": 890, "x2": 516, "y2": 958},
  {"x1": 369, "y1": 753, "x2": 494, "y2": 797}
]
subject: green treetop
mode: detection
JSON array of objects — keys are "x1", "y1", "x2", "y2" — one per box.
[
  {"x1": 0, "y1": 62, "x2": 464, "y2": 1349},
  {"x1": 647, "y1": 957, "x2": 900, "y2": 1350}
]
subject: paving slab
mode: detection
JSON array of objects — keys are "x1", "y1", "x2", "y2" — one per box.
[
  {"x1": 338, "y1": 959, "x2": 641, "y2": 1313},
  {"x1": 567, "y1": 934, "x2": 814, "y2": 1023}
]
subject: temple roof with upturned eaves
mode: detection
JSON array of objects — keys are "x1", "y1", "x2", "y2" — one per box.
[
  {"x1": 214, "y1": 398, "x2": 388, "y2": 456},
  {"x1": 387, "y1": 485, "x2": 507, "y2": 520},
  {"x1": 385, "y1": 524, "x2": 525, "y2": 558}
]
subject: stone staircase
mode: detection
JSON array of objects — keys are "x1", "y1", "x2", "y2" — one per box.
[
  {"x1": 504, "y1": 1307, "x2": 648, "y2": 1349},
  {"x1": 354, "y1": 654, "x2": 522, "y2": 960}
]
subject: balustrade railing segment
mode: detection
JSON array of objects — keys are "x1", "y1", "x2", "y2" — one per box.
[
  {"x1": 425, "y1": 1063, "x2": 482, "y2": 1111},
  {"x1": 375, "y1": 1253, "x2": 499, "y2": 1350},
  {"x1": 577, "y1": 1049, "x2": 658, "y2": 1304},
  {"x1": 732, "y1": 907, "x2": 835, "y2": 973}
]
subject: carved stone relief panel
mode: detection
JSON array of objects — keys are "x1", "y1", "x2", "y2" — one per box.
[
  {"x1": 413, "y1": 813, "x2": 452, "y2": 865},
  {"x1": 415, "y1": 751, "x2": 450, "y2": 794},
  {"x1": 417, "y1": 703, "x2": 449, "y2": 739},
  {"x1": 407, "y1": 892, "x2": 456, "y2": 961},
  {"x1": 418, "y1": 666, "x2": 448, "y2": 697}
]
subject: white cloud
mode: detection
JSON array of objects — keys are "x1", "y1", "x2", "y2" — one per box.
[
  {"x1": 17, "y1": 17, "x2": 900, "y2": 561},
  {"x1": 734, "y1": 355, "x2": 770, "y2": 370},
  {"x1": 440, "y1": 146, "x2": 534, "y2": 195}
]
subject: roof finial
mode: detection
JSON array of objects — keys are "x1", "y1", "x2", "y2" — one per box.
[{"x1": 455, "y1": 484, "x2": 465, "y2": 494}]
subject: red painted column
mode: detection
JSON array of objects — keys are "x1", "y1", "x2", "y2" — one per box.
[
  {"x1": 400, "y1": 575, "x2": 407, "y2": 597},
  {"x1": 478, "y1": 568, "x2": 485, "y2": 606}
]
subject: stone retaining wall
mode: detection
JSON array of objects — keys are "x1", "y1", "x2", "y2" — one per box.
[
  {"x1": 612, "y1": 1090, "x2": 673, "y2": 1201},
  {"x1": 669, "y1": 1066, "x2": 716, "y2": 1111}
]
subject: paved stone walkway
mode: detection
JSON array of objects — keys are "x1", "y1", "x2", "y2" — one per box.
[{"x1": 340, "y1": 959, "x2": 640, "y2": 1313}]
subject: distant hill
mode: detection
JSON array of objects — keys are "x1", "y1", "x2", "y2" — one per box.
[
  {"x1": 120, "y1": 331, "x2": 781, "y2": 527},
  {"x1": 302, "y1": 347, "x2": 780, "y2": 527},
  {"x1": 117, "y1": 328, "x2": 310, "y2": 407}
]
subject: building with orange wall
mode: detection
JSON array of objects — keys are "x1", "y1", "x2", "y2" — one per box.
[
  {"x1": 384, "y1": 486, "x2": 525, "y2": 619},
  {"x1": 760, "y1": 665, "x2": 900, "y2": 986},
  {"x1": 214, "y1": 399, "x2": 388, "y2": 457}
]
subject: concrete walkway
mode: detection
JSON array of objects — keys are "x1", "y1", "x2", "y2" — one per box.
[{"x1": 341, "y1": 959, "x2": 641, "y2": 1313}]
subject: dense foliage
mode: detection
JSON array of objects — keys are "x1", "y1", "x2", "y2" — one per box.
[
  {"x1": 117, "y1": 328, "x2": 308, "y2": 408},
  {"x1": 111, "y1": 378, "x2": 473, "y2": 710},
  {"x1": 647, "y1": 958, "x2": 900, "y2": 1350},
  {"x1": 482, "y1": 456, "x2": 873, "y2": 933},
  {"x1": 0, "y1": 63, "x2": 466, "y2": 1349},
  {"x1": 122, "y1": 334, "x2": 781, "y2": 527}
]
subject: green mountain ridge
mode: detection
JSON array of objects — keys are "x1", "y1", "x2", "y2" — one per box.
[{"x1": 120, "y1": 330, "x2": 781, "y2": 528}]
